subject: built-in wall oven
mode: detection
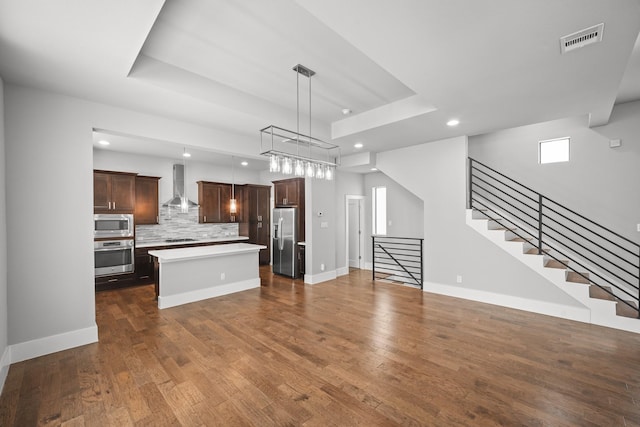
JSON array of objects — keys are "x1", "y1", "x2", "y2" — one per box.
[
  {"x1": 94, "y1": 213, "x2": 134, "y2": 239},
  {"x1": 94, "y1": 239, "x2": 134, "y2": 277}
]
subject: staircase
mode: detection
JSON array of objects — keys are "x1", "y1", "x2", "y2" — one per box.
[{"x1": 467, "y1": 158, "x2": 640, "y2": 333}]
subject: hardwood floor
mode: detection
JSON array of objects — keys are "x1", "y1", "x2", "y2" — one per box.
[{"x1": 1, "y1": 267, "x2": 640, "y2": 426}]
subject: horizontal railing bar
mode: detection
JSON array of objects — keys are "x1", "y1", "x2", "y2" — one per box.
[
  {"x1": 373, "y1": 262, "x2": 421, "y2": 271},
  {"x1": 544, "y1": 250, "x2": 637, "y2": 311},
  {"x1": 544, "y1": 244, "x2": 638, "y2": 303},
  {"x1": 472, "y1": 168, "x2": 539, "y2": 205},
  {"x1": 471, "y1": 195, "x2": 539, "y2": 232},
  {"x1": 542, "y1": 204, "x2": 640, "y2": 259},
  {"x1": 473, "y1": 204, "x2": 542, "y2": 251},
  {"x1": 472, "y1": 182, "x2": 538, "y2": 221},
  {"x1": 373, "y1": 245, "x2": 422, "y2": 251},
  {"x1": 542, "y1": 197, "x2": 640, "y2": 249},
  {"x1": 373, "y1": 237, "x2": 424, "y2": 242},
  {"x1": 542, "y1": 226, "x2": 638, "y2": 285},
  {"x1": 471, "y1": 158, "x2": 539, "y2": 195},
  {"x1": 373, "y1": 258, "x2": 421, "y2": 266},
  {"x1": 542, "y1": 221, "x2": 639, "y2": 273},
  {"x1": 472, "y1": 174, "x2": 538, "y2": 212}
]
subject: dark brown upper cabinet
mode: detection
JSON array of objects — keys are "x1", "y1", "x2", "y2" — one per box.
[{"x1": 94, "y1": 170, "x2": 136, "y2": 214}]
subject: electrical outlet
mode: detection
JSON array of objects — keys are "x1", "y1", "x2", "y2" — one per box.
[
  {"x1": 220, "y1": 272, "x2": 225, "y2": 280},
  {"x1": 320, "y1": 263, "x2": 325, "y2": 271},
  {"x1": 637, "y1": 224, "x2": 640, "y2": 232},
  {"x1": 456, "y1": 275, "x2": 463, "y2": 283}
]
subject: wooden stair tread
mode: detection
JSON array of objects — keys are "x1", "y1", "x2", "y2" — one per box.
[
  {"x1": 566, "y1": 271, "x2": 590, "y2": 284},
  {"x1": 525, "y1": 248, "x2": 550, "y2": 255},
  {"x1": 589, "y1": 286, "x2": 616, "y2": 301},
  {"x1": 616, "y1": 301, "x2": 639, "y2": 318},
  {"x1": 507, "y1": 237, "x2": 532, "y2": 242},
  {"x1": 544, "y1": 259, "x2": 569, "y2": 269}
]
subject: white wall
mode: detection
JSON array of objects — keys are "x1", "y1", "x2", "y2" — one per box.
[
  {"x1": 305, "y1": 177, "x2": 337, "y2": 282},
  {"x1": 5, "y1": 85, "x2": 97, "y2": 357},
  {"x1": 0, "y1": 76, "x2": 9, "y2": 389},
  {"x1": 93, "y1": 149, "x2": 261, "y2": 204},
  {"x1": 469, "y1": 102, "x2": 640, "y2": 243},
  {"x1": 363, "y1": 172, "x2": 424, "y2": 265},
  {"x1": 334, "y1": 171, "x2": 364, "y2": 272},
  {"x1": 3, "y1": 83, "x2": 280, "y2": 363},
  {"x1": 377, "y1": 136, "x2": 584, "y2": 309}
]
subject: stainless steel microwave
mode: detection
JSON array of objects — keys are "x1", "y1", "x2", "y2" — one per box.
[{"x1": 94, "y1": 213, "x2": 134, "y2": 238}]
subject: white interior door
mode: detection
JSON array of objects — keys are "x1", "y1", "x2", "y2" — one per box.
[{"x1": 347, "y1": 197, "x2": 364, "y2": 269}]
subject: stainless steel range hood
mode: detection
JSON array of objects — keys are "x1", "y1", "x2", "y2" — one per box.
[{"x1": 162, "y1": 163, "x2": 198, "y2": 207}]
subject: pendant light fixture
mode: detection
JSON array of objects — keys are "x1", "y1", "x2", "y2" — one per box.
[
  {"x1": 230, "y1": 156, "x2": 237, "y2": 215},
  {"x1": 260, "y1": 64, "x2": 340, "y2": 180}
]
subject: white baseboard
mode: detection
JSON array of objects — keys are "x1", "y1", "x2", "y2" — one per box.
[
  {"x1": 304, "y1": 269, "x2": 337, "y2": 285},
  {"x1": 336, "y1": 266, "x2": 350, "y2": 276},
  {"x1": 158, "y1": 278, "x2": 260, "y2": 309},
  {"x1": 0, "y1": 346, "x2": 11, "y2": 396},
  {"x1": 10, "y1": 324, "x2": 99, "y2": 364},
  {"x1": 423, "y1": 281, "x2": 591, "y2": 324}
]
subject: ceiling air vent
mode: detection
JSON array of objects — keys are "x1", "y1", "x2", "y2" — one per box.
[{"x1": 560, "y1": 23, "x2": 604, "y2": 54}]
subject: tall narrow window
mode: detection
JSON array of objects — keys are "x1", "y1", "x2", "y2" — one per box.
[
  {"x1": 372, "y1": 186, "x2": 387, "y2": 235},
  {"x1": 539, "y1": 137, "x2": 570, "y2": 164}
]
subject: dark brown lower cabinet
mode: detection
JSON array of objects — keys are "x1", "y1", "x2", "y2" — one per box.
[{"x1": 95, "y1": 273, "x2": 137, "y2": 291}]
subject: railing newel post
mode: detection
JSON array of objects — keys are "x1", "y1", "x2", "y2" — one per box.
[
  {"x1": 538, "y1": 194, "x2": 543, "y2": 255},
  {"x1": 467, "y1": 158, "x2": 473, "y2": 209},
  {"x1": 372, "y1": 236, "x2": 375, "y2": 282}
]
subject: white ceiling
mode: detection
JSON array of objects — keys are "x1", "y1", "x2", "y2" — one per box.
[{"x1": 1, "y1": 0, "x2": 639, "y2": 173}]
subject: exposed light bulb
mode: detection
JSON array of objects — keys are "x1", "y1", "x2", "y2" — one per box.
[
  {"x1": 282, "y1": 157, "x2": 293, "y2": 175},
  {"x1": 306, "y1": 162, "x2": 315, "y2": 178},
  {"x1": 230, "y1": 198, "x2": 237, "y2": 214},
  {"x1": 325, "y1": 166, "x2": 334, "y2": 181}
]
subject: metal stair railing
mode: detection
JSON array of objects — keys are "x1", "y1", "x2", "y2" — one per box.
[
  {"x1": 468, "y1": 157, "x2": 640, "y2": 318},
  {"x1": 372, "y1": 236, "x2": 423, "y2": 289}
]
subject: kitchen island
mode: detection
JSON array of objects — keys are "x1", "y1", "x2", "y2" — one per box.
[{"x1": 149, "y1": 243, "x2": 266, "y2": 309}]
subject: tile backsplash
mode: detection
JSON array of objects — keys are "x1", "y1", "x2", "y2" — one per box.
[{"x1": 136, "y1": 205, "x2": 238, "y2": 243}]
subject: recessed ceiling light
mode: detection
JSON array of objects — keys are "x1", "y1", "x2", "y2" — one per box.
[
  {"x1": 371, "y1": 167, "x2": 378, "y2": 171},
  {"x1": 183, "y1": 152, "x2": 191, "y2": 158},
  {"x1": 354, "y1": 143, "x2": 363, "y2": 149},
  {"x1": 342, "y1": 108, "x2": 352, "y2": 115},
  {"x1": 241, "y1": 161, "x2": 248, "y2": 166},
  {"x1": 98, "y1": 140, "x2": 110, "y2": 146},
  {"x1": 447, "y1": 119, "x2": 460, "y2": 127}
]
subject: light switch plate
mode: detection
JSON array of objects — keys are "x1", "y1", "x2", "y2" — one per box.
[
  {"x1": 320, "y1": 221, "x2": 328, "y2": 228},
  {"x1": 637, "y1": 223, "x2": 640, "y2": 232},
  {"x1": 610, "y1": 139, "x2": 622, "y2": 148}
]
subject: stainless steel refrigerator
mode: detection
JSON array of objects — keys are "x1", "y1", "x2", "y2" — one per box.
[{"x1": 272, "y1": 206, "x2": 298, "y2": 278}]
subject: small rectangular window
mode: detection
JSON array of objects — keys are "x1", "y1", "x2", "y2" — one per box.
[
  {"x1": 372, "y1": 186, "x2": 387, "y2": 235},
  {"x1": 539, "y1": 137, "x2": 570, "y2": 164}
]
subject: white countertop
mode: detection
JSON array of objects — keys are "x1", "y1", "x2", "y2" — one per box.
[
  {"x1": 149, "y1": 242, "x2": 266, "y2": 263},
  {"x1": 136, "y1": 235, "x2": 249, "y2": 248}
]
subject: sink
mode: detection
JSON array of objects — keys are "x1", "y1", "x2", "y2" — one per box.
[{"x1": 165, "y1": 238, "x2": 197, "y2": 243}]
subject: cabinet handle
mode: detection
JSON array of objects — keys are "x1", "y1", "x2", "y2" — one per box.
[
  {"x1": 258, "y1": 222, "x2": 262, "y2": 228},
  {"x1": 257, "y1": 215, "x2": 262, "y2": 221},
  {"x1": 108, "y1": 202, "x2": 111, "y2": 210},
  {"x1": 156, "y1": 216, "x2": 159, "y2": 223},
  {"x1": 108, "y1": 278, "x2": 118, "y2": 282},
  {"x1": 204, "y1": 215, "x2": 207, "y2": 222},
  {"x1": 113, "y1": 201, "x2": 116, "y2": 209}
]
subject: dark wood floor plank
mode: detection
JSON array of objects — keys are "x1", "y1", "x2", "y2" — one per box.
[{"x1": 1, "y1": 266, "x2": 640, "y2": 425}]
